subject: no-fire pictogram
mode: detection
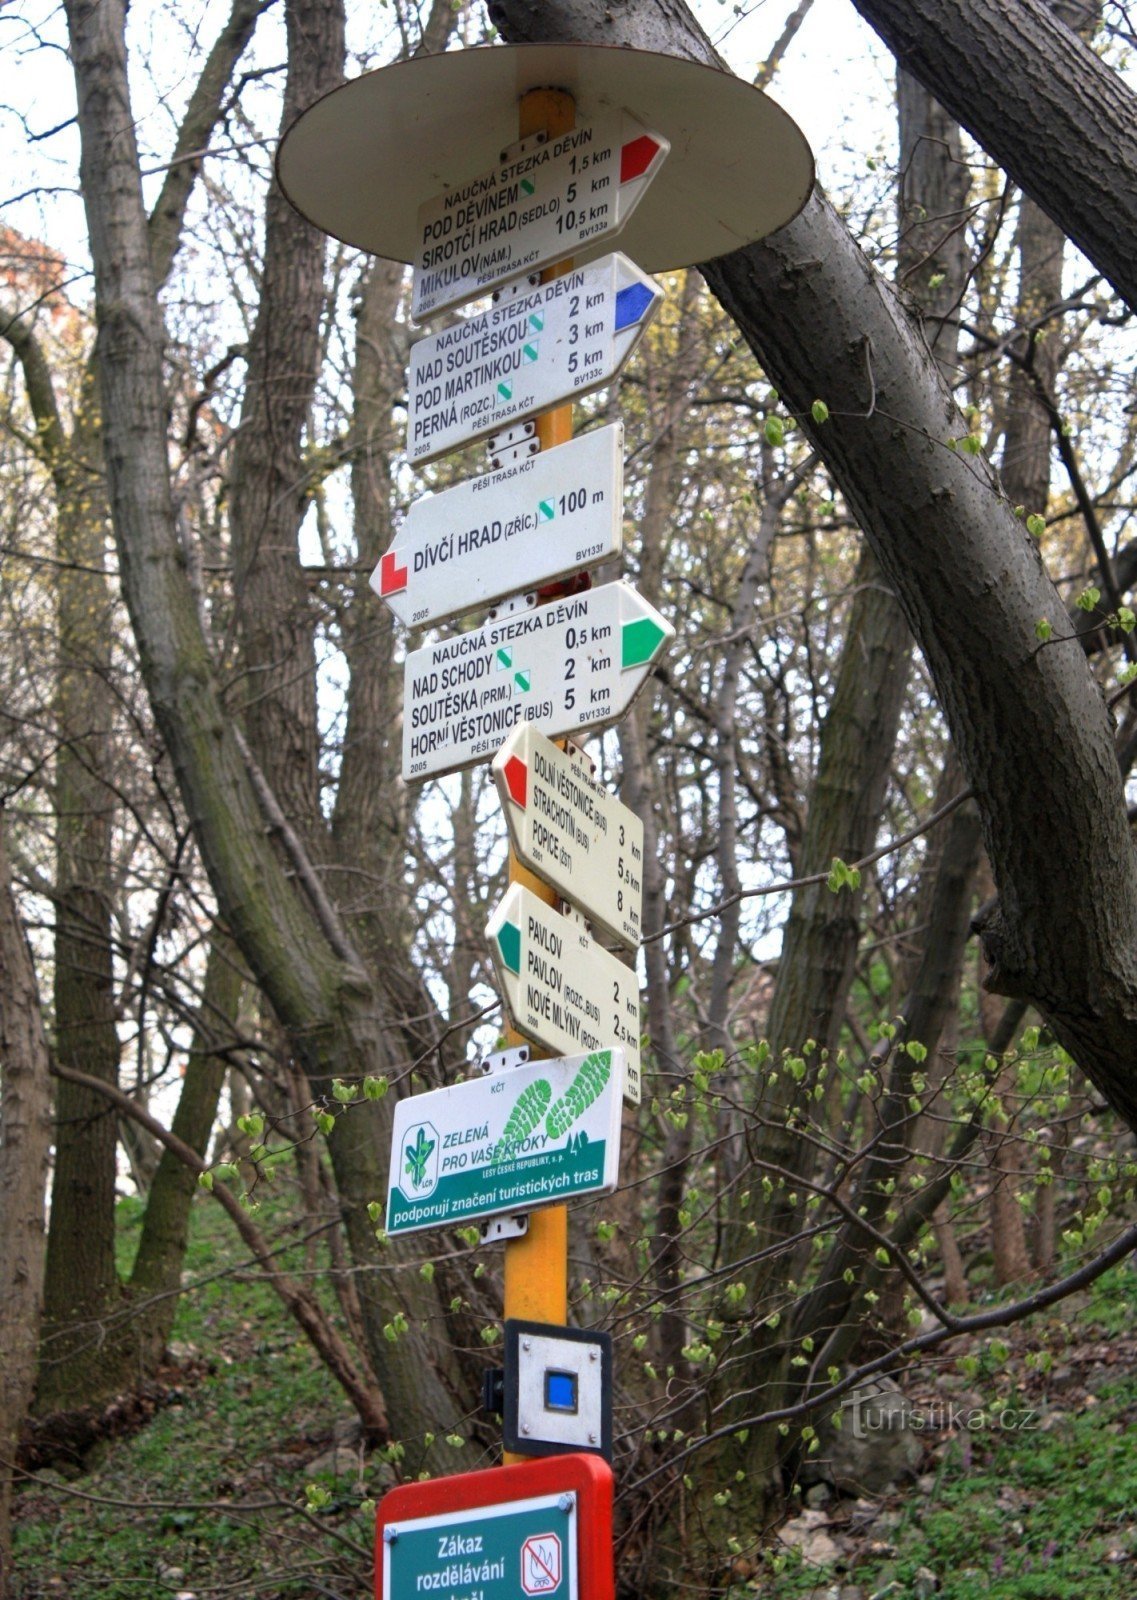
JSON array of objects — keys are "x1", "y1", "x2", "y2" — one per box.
[{"x1": 520, "y1": 1531, "x2": 562, "y2": 1594}]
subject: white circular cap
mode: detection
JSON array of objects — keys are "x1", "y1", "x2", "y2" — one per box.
[{"x1": 277, "y1": 43, "x2": 814, "y2": 271}]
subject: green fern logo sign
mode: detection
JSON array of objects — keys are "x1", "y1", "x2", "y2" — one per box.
[
  {"x1": 385, "y1": 1052, "x2": 623, "y2": 1235},
  {"x1": 403, "y1": 1122, "x2": 439, "y2": 1195}
]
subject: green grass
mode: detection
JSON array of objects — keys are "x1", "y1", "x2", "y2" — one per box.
[
  {"x1": 15, "y1": 1191, "x2": 377, "y2": 1599},
  {"x1": 742, "y1": 1264, "x2": 1137, "y2": 1600},
  {"x1": 17, "y1": 1201, "x2": 1137, "y2": 1599},
  {"x1": 883, "y1": 1398, "x2": 1137, "y2": 1599}
]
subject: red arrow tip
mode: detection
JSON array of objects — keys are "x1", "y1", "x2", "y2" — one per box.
[
  {"x1": 504, "y1": 756, "x2": 527, "y2": 808},
  {"x1": 620, "y1": 135, "x2": 662, "y2": 184},
  {"x1": 379, "y1": 551, "x2": 408, "y2": 596}
]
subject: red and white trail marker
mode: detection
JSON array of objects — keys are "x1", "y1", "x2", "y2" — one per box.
[
  {"x1": 493, "y1": 725, "x2": 643, "y2": 950},
  {"x1": 371, "y1": 424, "x2": 623, "y2": 629},
  {"x1": 412, "y1": 110, "x2": 668, "y2": 321}
]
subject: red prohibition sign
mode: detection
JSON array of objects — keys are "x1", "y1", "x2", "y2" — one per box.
[
  {"x1": 375, "y1": 1453, "x2": 614, "y2": 1600},
  {"x1": 521, "y1": 1532, "x2": 562, "y2": 1593}
]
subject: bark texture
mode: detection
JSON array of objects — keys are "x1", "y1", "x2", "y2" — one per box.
[
  {"x1": 7, "y1": 0, "x2": 270, "y2": 1413},
  {"x1": 851, "y1": 0, "x2": 1137, "y2": 313},
  {"x1": 490, "y1": 0, "x2": 1137, "y2": 1135},
  {"x1": 2, "y1": 311, "x2": 124, "y2": 1409},
  {"x1": 229, "y1": 0, "x2": 341, "y2": 834},
  {"x1": 0, "y1": 827, "x2": 53, "y2": 1598},
  {"x1": 788, "y1": 71, "x2": 981, "y2": 1370},
  {"x1": 127, "y1": 934, "x2": 244, "y2": 1367}
]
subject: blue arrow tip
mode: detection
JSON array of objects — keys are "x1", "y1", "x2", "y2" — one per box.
[{"x1": 614, "y1": 281, "x2": 656, "y2": 332}]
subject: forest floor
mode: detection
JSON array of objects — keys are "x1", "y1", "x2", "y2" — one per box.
[{"x1": 11, "y1": 1197, "x2": 1137, "y2": 1599}]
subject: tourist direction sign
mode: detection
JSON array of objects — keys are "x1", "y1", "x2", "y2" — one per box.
[
  {"x1": 372, "y1": 424, "x2": 623, "y2": 628},
  {"x1": 376, "y1": 1454, "x2": 615, "y2": 1600},
  {"x1": 412, "y1": 111, "x2": 668, "y2": 321},
  {"x1": 486, "y1": 884, "x2": 641, "y2": 1104},
  {"x1": 385, "y1": 1048, "x2": 623, "y2": 1236},
  {"x1": 493, "y1": 726, "x2": 643, "y2": 950},
  {"x1": 406, "y1": 251, "x2": 661, "y2": 464},
  {"x1": 402, "y1": 579, "x2": 673, "y2": 783}
]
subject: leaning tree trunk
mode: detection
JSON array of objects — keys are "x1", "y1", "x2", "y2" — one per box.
[
  {"x1": 489, "y1": 0, "x2": 1137, "y2": 1137},
  {"x1": 7, "y1": 0, "x2": 269, "y2": 1417},
  {"x1": 0, "y1": 826, "x2": 53, "y2": 1598},
  {"x1": 127, "y1": 932, "x2": 244, "y2": 1368},
  {"x1": 850, "y1": 0, "x2": 1137, "y2": 314},
  {"x1": 789, "y1": 64, "x2": 980, "y2": 1370},
  {"x1": 226, "y1": 0, "x2": 463, "y2": 1451}
]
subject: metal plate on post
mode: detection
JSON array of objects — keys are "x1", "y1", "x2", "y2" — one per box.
[
  {"x1": 486, "y1": 883, "x2": 641, "y2": 1105},
  {"x1": 372, "y1": 423, "x2": 623, "y2": 628},
  {"x1": 406, "y1": 251, "x2": 660, "y2": 464},
  {"x1": 504, "y1": 1320, "x2": 613, "y2": 1461},
  {"x1": 402, "y1": 578, "x2": 673, "y2": 783},
  {"x1": 411, "y1": 109, "x2": 669, "y2": 320},
  {"x1": 278, "y1": 43, "x2": 814, "y2": 275},
  {"x1": 493, "y1": 725, "x2": 644, "y2": 949}
]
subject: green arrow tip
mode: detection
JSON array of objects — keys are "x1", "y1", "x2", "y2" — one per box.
[
  {"x1": 496, "y1": 920, "x2": 521, "y2": 975},
  {"x1": 621, "y1": 616, "x2": 668, "y2": 670}
]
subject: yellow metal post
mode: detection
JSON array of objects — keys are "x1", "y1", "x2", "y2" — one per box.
[{"x1": 502, "y1": 88, "x2": 575, "y2": 1456}]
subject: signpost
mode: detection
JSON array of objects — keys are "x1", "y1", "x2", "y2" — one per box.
[
  {"x1": 403, "y1": 579, "x2": 673, "y2": 782},
  {"x1": 375, "y1": 1453, "x2": 615, "y2": 1600},
  {"x1": 411, "y1": 111, "x2": 668, "y2": 321},
  {"x1": 406, "y1": 251, "x2": 662, "y2": 464},
  {"x1": 281, "y1": 44, "x2": 815, "y2": 1599},
  {"x1": 493, "y1": 726, "x2": 644, "y2": 949},
  {"x1": 486, "y1": 883, "x2": 642, "y2": 1105},
  {"x1": 385, "y1": 1048, "x2": 623, "y2": 1236},
  {"x1": 372, "y1": 423, "x2": 623, "y2": 628}
]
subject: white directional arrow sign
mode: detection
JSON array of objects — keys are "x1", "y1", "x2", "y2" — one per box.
[
  {"x1": 486, "y1": 884, "x2": 641, "y2": 1105},
  {"x1": 406, "y1": 251, "x2": 662, "y2": 465},
  {"x1": 402, "y1": 579, "x2": 674, "y2": 783},
  {"x1": 412, "y1": 111, "x2": 669, "y2": 321},
  {"x1": 493, "y1": 726, "x2": 643, "y2": 951},
  {"x1": 372, "y1": 424, "x2": 623, "y2": 628}
]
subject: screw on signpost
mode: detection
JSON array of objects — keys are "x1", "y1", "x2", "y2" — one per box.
[{"x1": 501, "y1": 84, "x2": 577, "y2": 1466}]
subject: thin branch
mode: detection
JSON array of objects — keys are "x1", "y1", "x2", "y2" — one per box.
[{"x1": 649, "y1": 784, "x2": 974, "y2": 941}]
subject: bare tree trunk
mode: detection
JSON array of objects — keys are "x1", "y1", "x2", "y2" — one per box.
[
  {"x1": 128, "y1": 932, "x2": 244, "y2": 1367},
  {"x1": 0, "y1": 303, "x2": 124, "y2": 1412},
  {"x1": 850, "y1": 0, "x2": 1137, "y2": 312},
  {"x1": 62, "y1": 0, "x2": 465, "y2": 1451},
  {"x1": 0, "y1": 826, "x2": 53, "y2": 1597},
  {"x1": 228, "y1": 0, "x2": 341, "y2": 837},
  {"x1": 934, "y1": 1201, "x2": 969, "y2": 1306},
  {"x1": 978, "y1": 894, "x2": 1034, "y2": 1287},
  {"x1": 616, "y1": 268, "x2": 702, "y2": 1381},
  {"x1": 39, "y1": 389, "x2": 123, "y2": 1411},
  {"x1": 988, "y1": 1143, "x2": 1034, "y2": 1286},
  {"x1": 798, "y1": 754, "x2": 982, "y2": 1363},
  {"x1": 5, "y1": 0, "x2": 269, "y2": 1415},
  {"x1": 990, "y1": 142, "x2": 1070, "y2": 1284}
]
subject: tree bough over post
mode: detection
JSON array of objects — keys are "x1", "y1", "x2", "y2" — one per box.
[{"x1": 487, "y1": 0, "x2": 1137, "y2": 1133}]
